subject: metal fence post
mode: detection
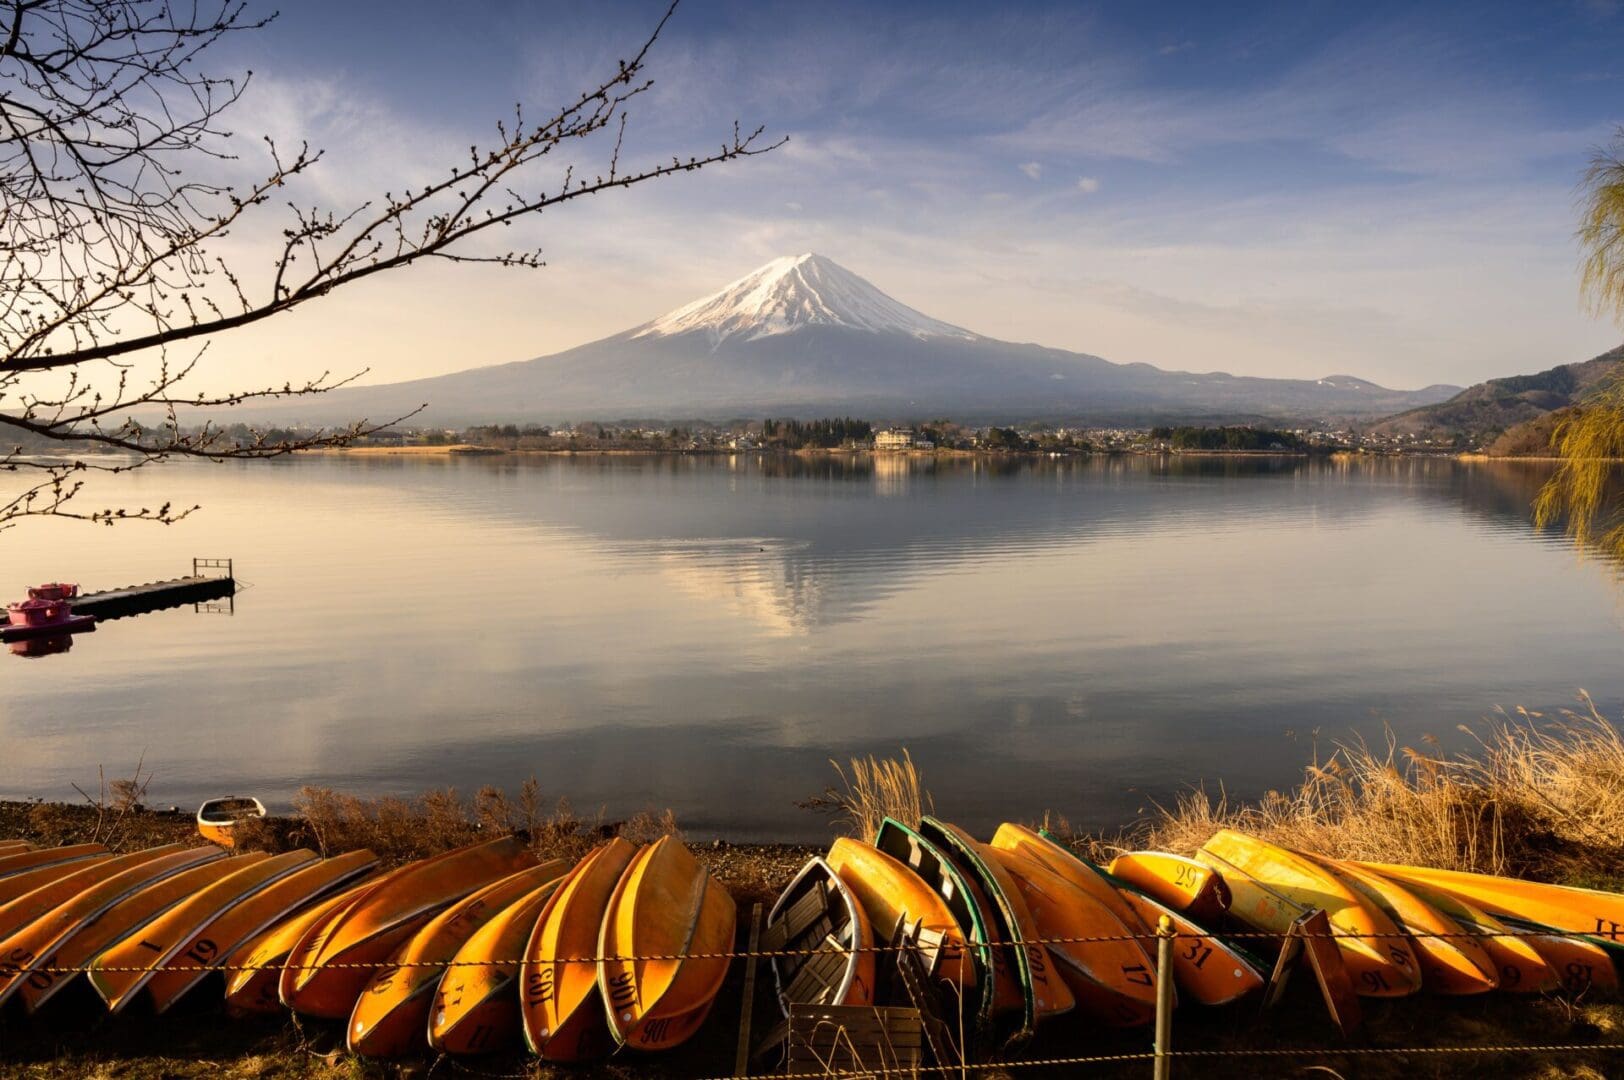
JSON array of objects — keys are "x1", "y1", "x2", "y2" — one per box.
[{"x1": 1153, "y1": 914, "x2": 1175, "y2": 1080}]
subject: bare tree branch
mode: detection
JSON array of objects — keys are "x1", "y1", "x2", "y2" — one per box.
[{"x1": 0, "y1": 0, "x2": 779, "y2": 528}]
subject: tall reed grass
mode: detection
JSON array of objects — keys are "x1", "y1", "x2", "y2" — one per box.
[
  {"x1": 819, "y1": 748, "x2": 933, "y2": 841},
  {"x1": 1131, "y1": 693, "x2": 1624, "y2": 885}
]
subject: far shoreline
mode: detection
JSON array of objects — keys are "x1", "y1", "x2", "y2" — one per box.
[{"x1": 302, "y1": 444, "x2": 1495, "y2": 460}]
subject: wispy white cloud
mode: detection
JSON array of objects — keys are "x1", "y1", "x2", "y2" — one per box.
[
  {"x1": 1019, "y1": 161, "x2": 1043, "y2": 180},
  {"x1": 1076, "y1": 176, "x2": 1101, "y2": 194}
]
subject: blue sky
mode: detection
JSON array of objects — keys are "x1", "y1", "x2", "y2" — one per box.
[{"x1": 203, "y1": 0, "x2": 1624, "y2": 392}]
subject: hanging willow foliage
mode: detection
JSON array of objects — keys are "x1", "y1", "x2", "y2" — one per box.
[
  {"x1": 1579, "y1": 129, "x2": 1624, "y2": 323},
  {"x1": 1535, "y1": 129, "x2": 1624, "y2": 559}
]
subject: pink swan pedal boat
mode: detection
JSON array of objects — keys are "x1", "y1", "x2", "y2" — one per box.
[{"x1": 3, "y1": 583, "x2": 95, "y2": 644}]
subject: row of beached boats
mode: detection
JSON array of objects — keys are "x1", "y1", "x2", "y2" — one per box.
[
  {"x1": 788, "y1": 820, "x2": 1624, "y2": 1056},
  {"x1": 2, "y1": 817, "x2": 1623, "y2": 1062},
  {"x1": 0, "y1": 832, "x2": 733, "y2": 1059}
]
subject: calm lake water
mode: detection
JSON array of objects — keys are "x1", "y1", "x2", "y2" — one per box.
[{"x1": 3, "y1": 453, "x2": 1621, "y2": 842}]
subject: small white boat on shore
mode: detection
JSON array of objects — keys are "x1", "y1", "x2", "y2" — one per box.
[{"x1": 196, "y1": 796, "x2": 267, "y2": 848}]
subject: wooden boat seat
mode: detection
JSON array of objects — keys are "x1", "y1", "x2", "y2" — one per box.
[
  {"x1": 785, "y1": 1004, "x2": 925, "y2": 1072},
  {"x1": 766, "y1": 878, "x2": 848, "y2": 981},
  {"x1": 782, "y1": 944, "x2": 849, "y2": 1007},
  {"x1": 762, "y1": 881, "x2": 831, "y2": 948}
]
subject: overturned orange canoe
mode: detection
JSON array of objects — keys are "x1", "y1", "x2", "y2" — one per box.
[
  {"x1": 599, "y1": 836, "x2": 736, "y2": 1052},
  {"x1": 282, "y1": 835, "x2": 537, "y2": 1018},
  {"x1": 224, "y1": 874, "x2": 385, "y2": 1016},
  {"x1": 429, "y1": 862, "x2": 570, "y2": 1054},
  {"x1": 1197, "y1": 831, "x2": 1419, "y2": 997},
  {"x1": 1521, "y1": 930, "x2": 1620, "y2": 994},
  {"x1": 1314, "y1": 857, "x2": 1497, "y2": 995},
  {"x1": 989, "y1": 826, "x2": 1158, "y2": 958},
  {"x1": 984, "y1": 844, "x2": 1158, "y2": 1026},
  {"x1": 90, "y1": 850, "x2": 316, "y2": 1013},
  {"x1": 523, "y1": 838, "x2": 640, "y2": 1061},
  {"x1": 143, "y1": 850, "x2": 378, "y2": 1014},
  {"x1": 827, "y1": 837, "x2": 976, "y2": 990},
  {"x1": 1113, "y1": 885, "x2": 1265, "y2": 1007},
  {"x1": 1352, "y1": 861, "x2": 1624, "y2": 945},
  {"x1": 0, "y1": 857, "x2": 117, "y2": 909},
  {"x1": 0, "y1": 843, "x2": 107, "y2": 889},
  {"x1": 921, "y1": 817, "x2": 1074, "y2": 1034},
  {"x1": 349, "y1": 858, "x2": 568, "y2": 1058},
  {"x1": 1359, "y1": 873, "x2": 1554, "y2": 993},
  {"x1": 0, "y1": 845, "x2": 222, "y2": 1009},
  {"x1": 1107, "y1": 852, "x2": 1232, "y2": 922},
  {"x1": 16, "y1": 855, "x2": 244, "y2": 1013},
  {"x1": 0, "y1": 844, "x2": 190, "y2": 942}
]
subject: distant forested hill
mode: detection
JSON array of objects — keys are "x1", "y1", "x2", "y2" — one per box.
[{"x1": 1368, "y1": 345, "x2": 1623, "y2": 450}]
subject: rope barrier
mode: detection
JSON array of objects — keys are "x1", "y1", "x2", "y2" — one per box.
[
  {"x1": 11, "y1": 921, "x2": 1618, "y2": 976},
  {"x1": 4, "y1": 904, "x2": 1621, "y2": 1074},
  {"x1": 707, "y1": 1044, "x2": 1624, "y2": 1080}
]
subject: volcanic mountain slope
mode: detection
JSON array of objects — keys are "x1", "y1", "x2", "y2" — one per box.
[
  {"x1": 247, "y1": 253, "x2": 1458, "y2": 426},
  {"x1": 1369, "y1": 344, "x2": 1624, "y2": 449}
]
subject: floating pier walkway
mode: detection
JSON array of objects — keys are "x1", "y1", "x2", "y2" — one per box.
[{"x1": 2, "y1": 558, "x2": 236, "y2": 625}]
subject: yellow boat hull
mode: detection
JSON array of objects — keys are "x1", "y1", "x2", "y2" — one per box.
[
  {"x1": 18, "y1": 856, "x2": 244, "y2": 1013},
  {"x1": 522, "y1": 838, "x2": 639, "y2": 1061},
  {"x1": 0, "y1": 843, "x2": 106, "y2": 884},
  {"x1": 429, "y1": 864, "x2": 569, "y2": 1055},
  {"x1": 825, "y1": 837, "x2": 975, "y2": 989},
  {"x1": 598, "y1": 836, "x2": 736, "y2": 1053},
  {"x1": 0, "y1": 844, "x2": 190, "y2": 942},
  {"x1": 1114, "y1": 887, "x2": 1265, "y2": 1007},
  {"x1": 1352, "y1": 861, "x2": 1624, "y2": 944},
  {"x1": 0, "y1": 846, "x2": 222, "y2": 1009},
  {"x1": 349, "y1": 859, "x2": 567, "y2": 1057},
  {"x1": 91, "y1": 850, "x2": 317, "y2": 1013},
  {"x1": 1315, "y1": 857, "x2": 1497, "y2": 995},
  {"x1": 985, "y1": 845, "x2": 1157, "y2": 1026},
  {"x1": 1520, "y1": 931, "x2": 1620, "y2": 995},
  {"x1": 1358, "y1": 874, "x2": 1555, "y2": 993},
  {"x1": 226, "y1": 875, "x2": 383, "y2": 1015},
  {"x1": 990, "y1": 826, "x2": 1158, "y2": 956},
  {"x1": 0, "y1": 860, "x2": 109, "y2": 910},
  {"x1": 1196, "y1": 830, "x2": 1419, "y2": 997},
  {"x1": 1107, "y1": 852, "x2": 1232, "y2": 922},
  {"x1": 282, "y1": 835, "x2": 536, "y2": 1018},
  {"x1": 144, "y1": 850, "x2": 377, "y2": 1014},
  {"x1": 926, "y1": 818, "x2": 1074, "y2": 1026}
]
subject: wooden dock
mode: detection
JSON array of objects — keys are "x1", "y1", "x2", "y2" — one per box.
[
  {"x1": 71, "y1": 575, "x2": 236, "y2": 621},
  {"x1": 2, "y1": 560, "x2": 236, "y2": 625}
]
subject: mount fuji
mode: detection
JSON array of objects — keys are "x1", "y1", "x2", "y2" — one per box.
[{"x1": 253, "y1": 253, "x2": 1457, "y2": 425}]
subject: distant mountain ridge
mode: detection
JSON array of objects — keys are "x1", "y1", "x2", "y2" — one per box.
[
  {"x1": 235, "y1": 253, "x2": 1459, "y2": 426},
  {"x1": 1369, "y1": 344, "x2": 1624, "y2": 448}
]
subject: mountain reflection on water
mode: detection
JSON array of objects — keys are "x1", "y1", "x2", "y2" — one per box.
[{"x1": 1, "y1": 453, "x2": 1620, "y2": 842}]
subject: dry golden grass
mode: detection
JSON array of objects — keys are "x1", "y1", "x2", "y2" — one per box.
[
  {"x1": 818, "y1": 748, "x2": 933, "y2": 841},
  {"x1": 1101, "y1": 693, "x2": 1624, "y2": 887},
  {"x1": 259, "y1": 779, "x2": 680, "y2": 868}
]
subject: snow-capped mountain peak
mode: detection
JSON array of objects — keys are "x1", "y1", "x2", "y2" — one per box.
[{"x1": 633, "y1": 253, "x2": 977, "y2": 344}]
